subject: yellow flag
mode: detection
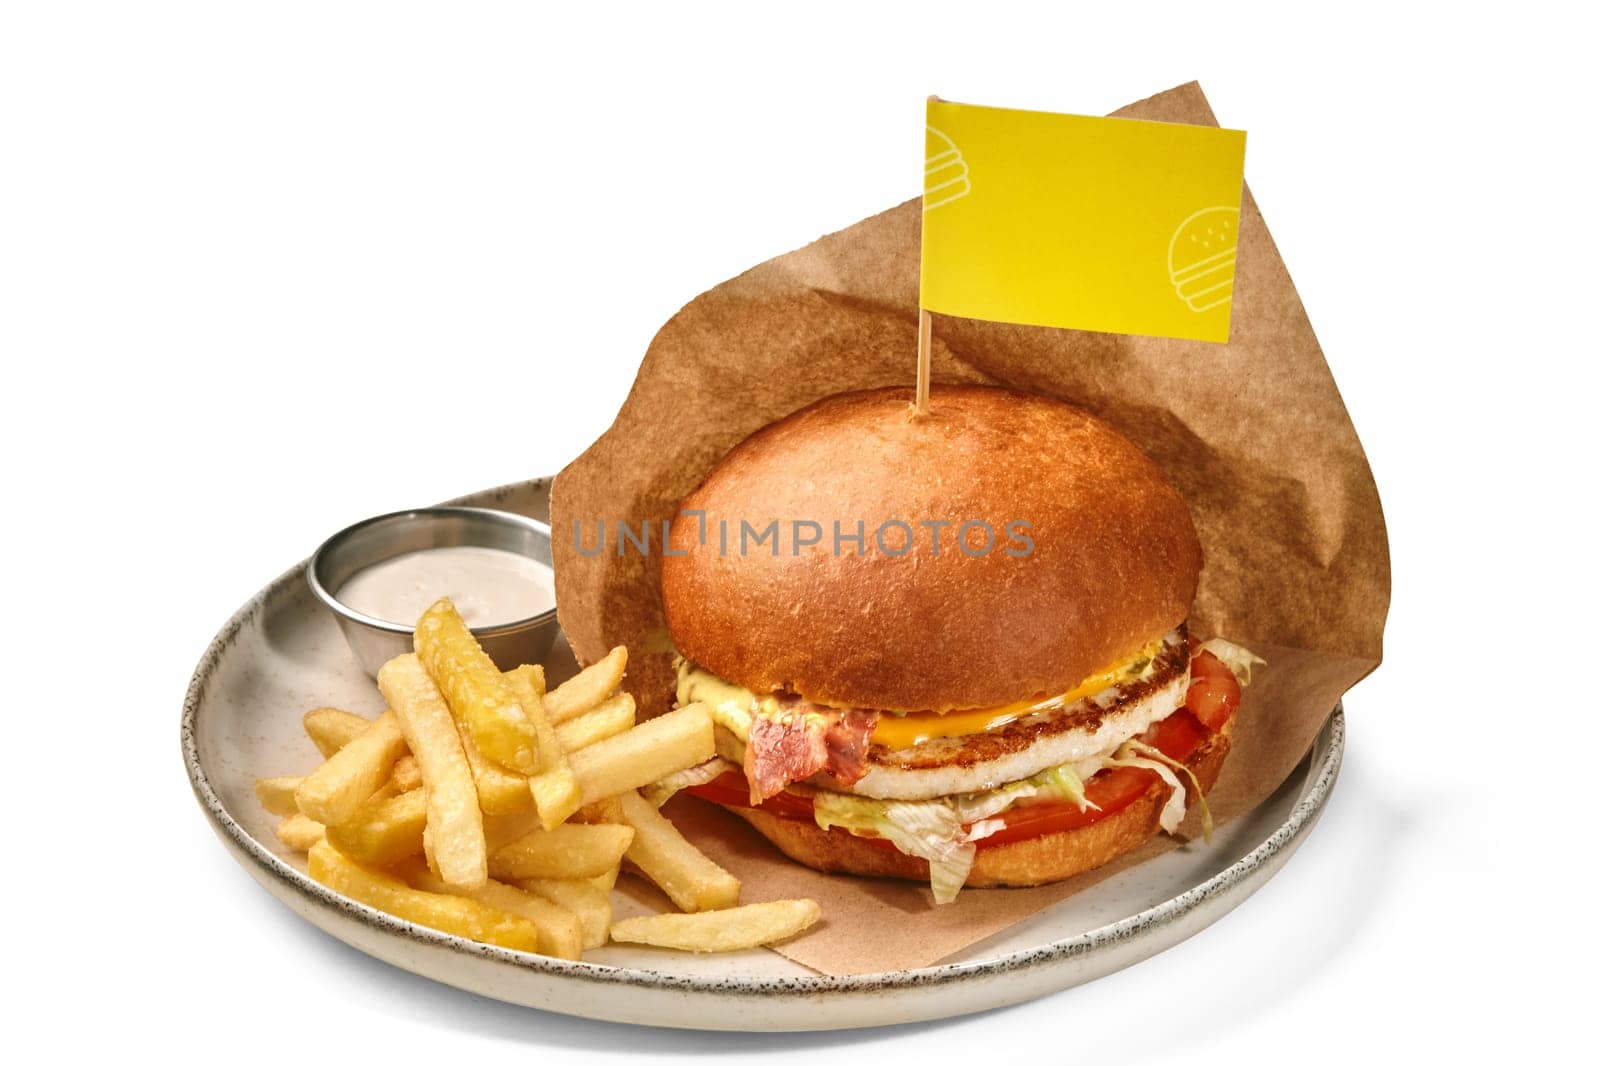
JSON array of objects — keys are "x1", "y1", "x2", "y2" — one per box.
[{"x1": 921, "y1": 99, "x2": 1247, "y2": 343}]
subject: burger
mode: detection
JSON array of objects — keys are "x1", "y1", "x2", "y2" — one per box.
[{"x1": 649, "y1": 385, "x2": 1260, "y2": 903}]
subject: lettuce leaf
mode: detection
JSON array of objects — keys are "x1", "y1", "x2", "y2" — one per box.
[
  {"x1": 1109, "y1": 739, "x2": 1214, "y2": 842},
  {"x1": 1103, "y1": 752, "x2": 1187, "y2": 834},
  {"x1": 951, "y1": 761, "x2": 1096, "y2": 824},
  {"x1": 813, "y1": 792, "x2": 977, "y2": 904},
  {"x1": 1198, "y1": 638, "x2": 1266, "y2": 686},
  {"x1": 807, "y1": 757, "x2": 1115, "y2": 902},
  {"x1": 1038, "y1": 763, "x2": 1094, "y2": 810},
  {"x1": 964, "y1": 817, "x2": 1007, "y2": 844},
  {"x1": 640, "y1": 756, "x2": 738, "y2": 808}
]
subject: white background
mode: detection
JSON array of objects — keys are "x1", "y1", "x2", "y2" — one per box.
[{"x1": 3, "y1": 1, "x2": 1591, "y2": 1060}]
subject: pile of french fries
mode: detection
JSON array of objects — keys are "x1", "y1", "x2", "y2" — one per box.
[{"x1": 256, "y1": 597, "x2": 819, "y2": 958}]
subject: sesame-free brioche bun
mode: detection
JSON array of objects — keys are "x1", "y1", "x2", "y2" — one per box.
[
  {"x1": 661, "y1": 385, "x2": 1201, "y2": 712},
  {"x1": 731, "y1": 715, "x2": 1232, "y2": 888}
]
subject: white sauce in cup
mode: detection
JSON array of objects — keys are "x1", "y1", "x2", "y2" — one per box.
[{"x1": 336, "y1": 546, "x2": 555, "y2": 628}]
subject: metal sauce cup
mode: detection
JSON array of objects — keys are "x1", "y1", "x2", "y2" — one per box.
[{"x1": 308, "y1": 507, "x2": 558, "y2": 678}]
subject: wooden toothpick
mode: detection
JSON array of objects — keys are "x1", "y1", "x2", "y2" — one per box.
[
  {"x1": 914, "y1": 308, "x2": 932, "y2": 416},
  {"x1": 914, "y1": 95, "x2": 940, "y2": 418}
]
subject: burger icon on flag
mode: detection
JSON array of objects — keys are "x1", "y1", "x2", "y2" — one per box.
[{"x1": 1167, "y1": 206, "x2": 1240, "y2": 313}]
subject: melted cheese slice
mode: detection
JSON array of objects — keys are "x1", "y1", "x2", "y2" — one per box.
[
  {"x1": 677, "y1": 640, "x2": 1167, "y2": 752},
  {"x1": 869, "y1": 641, "x2": 1162, "y2": 748}
]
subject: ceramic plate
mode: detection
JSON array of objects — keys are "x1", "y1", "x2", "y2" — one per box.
[{"x1": 182, "y1": 477, "x2": 1343, "y2": 1031}]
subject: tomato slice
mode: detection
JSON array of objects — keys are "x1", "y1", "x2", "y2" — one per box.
[
  {"x1": 975, "y1": 708, "x2": 1208, "y2": 847},
  {"x1": 1185, "y1": 649, "x2": 1242, "y2": 731},
  {"x1": 686, "y1": 651, "x2": 1237, "y2": 849},
  {"x1": 686, "y1": 773, "x2": 814, "y2": 819},
  {"x1": 1143, "y1": 706, "x2": 1206, "y2": 762},
  {"x1": 976, "y1": 766, "x2": 1152, "y2": 846}
]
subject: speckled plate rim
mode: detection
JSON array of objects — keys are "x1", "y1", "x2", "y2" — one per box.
[{"x1": 181, "y1": 477, "x2": 1344, "y2": 999}]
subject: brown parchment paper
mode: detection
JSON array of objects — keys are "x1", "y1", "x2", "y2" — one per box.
[{"x1": 550, "y1": 81, "x2": 1390, "y2": 976}]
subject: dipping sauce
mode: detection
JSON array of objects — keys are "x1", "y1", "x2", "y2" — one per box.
[{"x1": 336, "y1": 546, "x2": 555, "y2": 628}]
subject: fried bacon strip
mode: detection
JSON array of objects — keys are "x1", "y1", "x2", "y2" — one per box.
[{"x1": 744, "y1": 703, "x2": 876, "y2": 803}]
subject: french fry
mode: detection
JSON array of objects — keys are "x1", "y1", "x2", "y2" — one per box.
[
  {"x1": 307, "y1": 842, "x2": 539, "y2": 952},
  {"x1": 268, "y1": 635, "x2": 798, "y2": 962},
  {"x1": 714, "y1": 727, "x2": 745, "y2": 766},
  {"x1": 506, "y1": 665, "x2": 580, "y2": 828},
  {"x1": 478, "y1": 804, "x2": 619, "y2": 859},
  {"x1": 510, "y1": 662, "x2": 544, "y2": 692},
  {"x1": 483, "y1": 808, "x2": 546, "y2": 854},
  {"x1": 254, "y1": 776, "x2": 303, "y2": 817},
  {"x1": 420, "y1": 609, "x2": 533, "y2": 815},
  {"x1": 414, "y1": 598, "x2": 542, "y2": 774},
  {"x1": 302, "y1": 707, "x2": 375, "y2": 758},
  {"x1": 368, "y1": 777, "x2": 402, "y2": 804},
  {"x1": 378, "y1": 654, "x2": 486, "y2": 890},
  {"x1": 589, "y1": 865, "x2": 621, "y2": 895},
  {"x1": 541, "y1": 646, "x2": 627, "y2": 722},
  {"x1": 555, "y1": 693, "x2": 635, "y2": 752},
  {"x1": 520, "y1": 878, "x2": 611, "y2": 950},
  {"x1": 294, "y1": 710, "x2": 407, "y2": 826},
  {"x1": 401, "y1": 862, "x2": 584, "y2": 961},
  {"x1": 615, "y1": 790, "x2": 740, "y2": 912},
  {"x1": 455, "y1": 721, "x2": 535, "y2": 817},
  {"x1": 324, "y1": 788, "x2": 427, "y2": 867},
  {"x1": 568, "y1": 702, "x2": 714, "y2": 806},
  {"x1": 608, "y1": 899, "x2": 821, "y2": 953},
  {"x1": 571, "y1": 796, "x2": 627, "y2": 825},
  {"x1": 390, "y1": 755, "x2": 423, "y2": 792},
  {"x1": 489, "y1": 824, "x2": 635, "y2": 881},
  {"x1": 276, "y1": 812, "x2": 325, "y2": 851}
]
